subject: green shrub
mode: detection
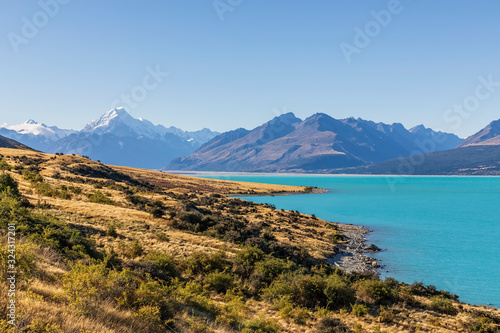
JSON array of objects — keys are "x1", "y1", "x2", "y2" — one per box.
[
  {"x1": 0, "y1": 241, "x2": 37, "y2": 282},
  {"x1": 87, "y1": 191, "x2": 114, "y2": 205},
  {"x1": 22, "y1": 170, "x2": 44, "y2": 183},
  {"x1": 145, "y1": 251, "x2": 179, "y2": 281},
  {"x1": 106, "y1": 224, "x2": 117, "y2": 237},
  {"x1": 351, "y1": 303, "x2": 369, "y2": 317},
  {"x1": 244, "y1": 317, "x2": 279, "y2": 333},
  {"x1": 0, "y1": 161, "x2": 11, "y2": 171},
  {"x1": 354, "y1": 279, "x2": 396, "y2": 304},
  {"x1": 324, "y1": 274, "x2": 356, "y2": 309},
  {"x1": 468, "y1": 316, "x2": 499, "y2": 333},
  {"x1": 263, "y1": 274, "x2": 330, "y2": 308},
  {"x1": 378, "y1": 306, "x2": 395, "y2": 323},
  {"x1": 121, "y1": 240, "x2": 143, "y2": 258},
  {"x1": 0, "y1": 174, "x2": 21, "y2": 198},
  {"x1": 183, "y1": 251, "x2": 230, "y2": 276},
  {"x1": 430, "y1": 295, "x2": 457, "y2": 315},
  {"x1": 176, "y1": 281, "x2": 218, "y2": 316},
  {"x1": 0, "y1": 196, "x2": 97, "y2": 259},
  {"x1": 204, "y1": 271, "x2": 235, "y2": 293},
  {"x1": 68, "y1": 186, "x2": 82, "y2": 194},
  {"x1": 234, "y1": 246, "x2": 266, "y2": 277}
]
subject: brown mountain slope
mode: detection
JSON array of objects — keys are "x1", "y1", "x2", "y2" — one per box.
[{"x1": 459, "y1": 119, "x2": 500, "y2": 147}]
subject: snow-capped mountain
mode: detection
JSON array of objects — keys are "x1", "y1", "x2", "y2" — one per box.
[
  {"x1": 83, "y1": 107, "x2": 217, "y2": 147},
  {"x1": 0, "y1": 120, "x2": 76, "y2": 151},
  {"x1": 1, "y1": 107, "x2": 219, "y2": 169},
  {"x1": 7, "y1": 119, "x2": 76, "y2": 140}
]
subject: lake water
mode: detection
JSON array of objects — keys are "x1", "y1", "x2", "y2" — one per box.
[{"x1": 195, "y1": 175, "x2": 500, "y2": 308}]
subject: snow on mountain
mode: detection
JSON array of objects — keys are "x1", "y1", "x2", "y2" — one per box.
[
  {"x1": 83, "y1": 108, "x2": 219, "y2": 145},
  {"x1": 83, "y1": 107, "x2": 169, "y2": 140},
  {"x1": 3, "y1": 119, "x2": 75, "y2": 141}
]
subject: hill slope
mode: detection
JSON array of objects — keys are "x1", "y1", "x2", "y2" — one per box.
[
  {"x1": 335, "y1": 145, "x2": 500, "y2": 175},
  {"x1": 0, "y1": 134, "x2": 33, "y2": 150},
  {"x1": 0, "y1": 148, "x2": 498, "y2": 333},
  {"x1": 166, "y1": 113, "x2": 462, "y2": 172}
]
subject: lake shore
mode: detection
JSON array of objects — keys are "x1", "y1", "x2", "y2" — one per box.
[{"x1": 329, "y1": 223, "x2": 383, "y2": 274}]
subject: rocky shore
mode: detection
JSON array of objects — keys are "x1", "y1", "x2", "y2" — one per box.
[{"x1": 328, "y1": 223, "x2": 383, "y2": 274}]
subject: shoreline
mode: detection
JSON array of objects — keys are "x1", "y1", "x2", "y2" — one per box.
[
  {"x1": 329, "y1": 223, "x2": 383, "y2": 274},
  {"x1": 226, "y1": 187, "x2": 327, "y2": 197}
]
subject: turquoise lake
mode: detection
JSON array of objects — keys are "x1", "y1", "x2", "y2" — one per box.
[{"x1": 195, "y1": 175, "x2": 500, "y2": 308}]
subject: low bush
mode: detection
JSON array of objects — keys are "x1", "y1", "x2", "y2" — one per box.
[
  {"x1": 0, "y1": 174, "x2": 21, "y2": 198},
  {"x1": 182, "y1": 251, "x2": 230, "y2": 277},
  {"x1": 430, "y1": 295, "x2": 457, "y2": 315},
  {"x1": 87, "y1": 191, "x2": 114, "y2": 205},
  {"x1": 354, "y1": 279, "x2": 396, "y2": 304},
  {"x1": 351, "y1": 303, "x2": 369, "y2": 317},
  {"x1": 204, "y1": 271, "x2": 235, "y2": 293},
  {"x1": 243, "y1": 317, "x2": 279, "y2": 333}
]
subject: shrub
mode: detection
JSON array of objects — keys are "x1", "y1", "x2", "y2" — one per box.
[
  {"x1": 106, "y1": 224, "x2": 117, "y2": 237},
  {"x1": 0, "y1": 196, "x2": 97, "y2": 259},
  {"x1": 324, "y1": 274, "x2": 356, "y2": 309},
  {"x1": 315, "y1": 318, "x2": 352, "y2": 333},
  {"x1": 0, "y1": 241, "x2": 37, "y2": 282},
  {"x1": 145, "y1": 251, "x2": 179, "y2": 281},
  {"x1": 204, "y1": 271, "x2": 235, "y2": 293},
  {"x1": 0, "y1": 174, "x2": 21, "y2": 198},
  {"x1": 234, "y1": 246, "x2": 266, "y2": 277},
  {"x1": 134, "y1": 306, "x2": 163, "y2": 332},
  {"x1": 216, "y1": 295, "x2": 247, "y2": 329},
  {"x1": 244, "y1": 317, "x2": 279, "y2": 333},
  {"x1": 176, "y1": 281, "x2": 218, "y2": 316},
  {"x1": 183, "y1": 251, "x2": 230, "y2": 276},
  {"x1": 351, "y1": 303, "x2": 369, "y2": 317},
  {"x1": 430, "y1": 295, "x2": 457, "y2": 315},
  {"x1": 378, "y1": 306, "x2": 395, "y2": 323},
  {"x1": 263, "y1": 274, "x2": 330, "y2": 308},
  {"x1": 34, "y1": 182, "x2": 58, "y2": 197},
  {"x1": 68, "y1": 186, "x2": 82, "y2": 194},
  {"x1": 87, "y1": 191, "x2": 114, "y2": 205},
  {"x1": 121, "y1": 240, "x2": 143, "y2": 258},
  {"x1": 354, "y1": 279, "x2": 396, "y2": 304},
  {"x1": 468, "y1": 316, "x2": 499, "y2": 333},
  {"x1": 22, "y1": 170, "x2": 44, "y2": 183},
  {"x1": 0, "y1": 161, "x2": 11, "y2": 171}
]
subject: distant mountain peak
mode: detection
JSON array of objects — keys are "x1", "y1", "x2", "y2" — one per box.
[
  {"x1": 410, "y1": 124, "x2": 426, "y2": 132},
  {"x1": 459, "y1": 118, "x2": 500, "y2": 147},
  {"x1": 22, "y1": 119, "x2": 39, "y2": 125}
]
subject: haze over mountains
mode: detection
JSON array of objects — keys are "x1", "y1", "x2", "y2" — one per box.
[
  {"x1": 0, "y1": 108, "x2": 219, "y2": 169},
  {"x1": 166, "y1": 113, "x2": 463, "y2": 173}
]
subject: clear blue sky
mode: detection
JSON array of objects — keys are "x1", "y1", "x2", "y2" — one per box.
[{"x1": 1, "y1": 0, "x2": 499, "y2": 138}]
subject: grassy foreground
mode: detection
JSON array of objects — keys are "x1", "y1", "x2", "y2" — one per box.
[{"x1": 0, "y1": 148, "x2": 498, "y2": 333}]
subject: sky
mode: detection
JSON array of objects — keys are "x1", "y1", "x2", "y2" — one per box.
[{"x1": 0, "y1": 0, "x2": 499, "y2": 138}]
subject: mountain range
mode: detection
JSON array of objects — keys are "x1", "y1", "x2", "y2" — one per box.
[
  {"x1": 0, "y1": 108, "x2": 219, "y2": 169},
  {"x1": 3, "y1": 109, "x2": 499, "y2": 175},
  {"x1": 166, "y1": 113, "x2": 463, "y2": 172}
]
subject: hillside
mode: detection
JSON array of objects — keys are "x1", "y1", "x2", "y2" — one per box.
[
  {"x1": 0, "y1": 148, "x2": 499, "y2": 333},
  {"x1": 0, "y1": 135, "x2": 33, "y2": 150},
  {"x1": 335, "y1": 145, "x2": 500, "y2": 175},
  {"x1": 166, "y1": 113, "x2": 462, "y2": 173}
]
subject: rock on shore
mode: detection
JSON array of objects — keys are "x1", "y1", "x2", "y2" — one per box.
[{"x1": 327, "y1": 223, "x2": 382, "y2": 274}]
